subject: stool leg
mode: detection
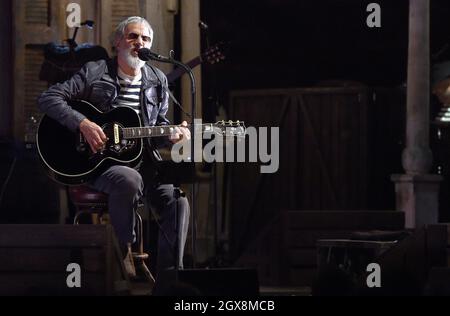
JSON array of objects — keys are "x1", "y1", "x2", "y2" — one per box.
[
  {"x1": 73, "y1": 211, "x2": 86, "y2": 225},
  {"x1": 133, "y1": 211, "x2": 155, "y2": 286},
  {"x1": 73, "y1": 209, "x2": 103, "y2": 225},
  {"x1": 137, "y1": 212, "x2": 144, "y2": 254},
  {"x1": 138, "y1": 261, "x2": 156, "y2": 286}
]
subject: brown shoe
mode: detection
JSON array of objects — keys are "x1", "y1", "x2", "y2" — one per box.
[{"x1": 123, "y1": 243, "x2": 136, "y2": 279}]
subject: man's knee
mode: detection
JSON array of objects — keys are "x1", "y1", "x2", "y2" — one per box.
[{"x1": 112, "y1": 167, "x2": 144, "y2": 197}]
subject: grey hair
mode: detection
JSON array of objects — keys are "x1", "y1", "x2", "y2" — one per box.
[{"x1": 113, "y1": 16, "x2": 154, "y2": 47}]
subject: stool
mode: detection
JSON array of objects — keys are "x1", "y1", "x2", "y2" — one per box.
[{"x1": 68, "y1": 185, "x2": 155, "y2": 285}]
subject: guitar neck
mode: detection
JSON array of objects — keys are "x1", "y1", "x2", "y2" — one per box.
[
  {"x1": 122, "y1": 124, "x2": 213, "y2": 139},
  {"x1": 166, "y1": 57, "x2": 202, "y2": 83}
]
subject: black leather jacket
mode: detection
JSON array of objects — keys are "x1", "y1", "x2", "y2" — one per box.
[{"x1": 37, "y1": 57, "x2": 171, "y2": 162}]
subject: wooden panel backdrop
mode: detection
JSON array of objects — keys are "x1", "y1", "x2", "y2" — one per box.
[
  {"x1": 228, "y1": 88, "x2": 370, "y2": 253},
  {"x1": 0, "y1": 0, "x2": 12, "y2": 139},
  {"x1": 14, "y1": 0, "x2": 63, "y2": 142},
  {"x1": 13, "y1": 0, "x2": 143, "y2": 142},
  {"x1": 226, "y1": 87, "x2": 405, "y2": 284}
]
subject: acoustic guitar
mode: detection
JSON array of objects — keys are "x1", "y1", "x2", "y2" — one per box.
[{"x1": 36, "y1": 100, "x2": 245, "y2": 185}]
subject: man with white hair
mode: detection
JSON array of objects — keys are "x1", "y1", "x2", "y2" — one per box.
[{"x1": 38, "y1": 17, "x2": 191, "y2": 285}]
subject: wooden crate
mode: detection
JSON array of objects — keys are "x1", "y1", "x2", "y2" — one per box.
[
  {"x1": 0, "y1": 224, "x2": 129, "y2": 295},
  {"x1": 234, "y1": 210, "x2": 405, "y2": 286},
  {"x1": 279, "y1": 210, "x2": 405, "y2": 286}
]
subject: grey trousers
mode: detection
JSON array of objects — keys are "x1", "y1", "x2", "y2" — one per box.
[{"x1": 90, "y1": 165, "x2": 190, "y2": 276}]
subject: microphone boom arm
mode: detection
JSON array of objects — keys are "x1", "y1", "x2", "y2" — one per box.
[{"x1": 152, "y1": 55, "x2": 197, "y2": 97}]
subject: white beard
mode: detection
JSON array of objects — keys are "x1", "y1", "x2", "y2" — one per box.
[{"x1": 118, "y1": 48, "x2": 146, "y2": 70}]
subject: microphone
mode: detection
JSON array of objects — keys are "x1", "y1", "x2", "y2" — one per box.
[
  {"x1": 137, "y1": 48, "x2": 170, "y2": 62},
  {"x1": 199, "y1": 21, "x2": 209, "y2": 31}
]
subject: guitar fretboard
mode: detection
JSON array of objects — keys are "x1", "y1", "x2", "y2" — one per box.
[{"x1": 122, "y1": 124, "x2": 214, "y2": 139}]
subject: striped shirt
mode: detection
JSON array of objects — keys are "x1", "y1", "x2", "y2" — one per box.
[{"x1": 112, "y1": 68, "x2": 142, "y2": 115}]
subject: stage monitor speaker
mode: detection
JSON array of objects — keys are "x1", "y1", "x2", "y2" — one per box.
[
  {"x1": 153, "y1": 268, "x2": 260, "y2": 296},
  {"x1": 0, "y1": 224, "x2": 129, "y2": 296}
]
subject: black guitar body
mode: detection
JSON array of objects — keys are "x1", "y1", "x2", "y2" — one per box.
[{"x1": 36, "y1": 100, "x2": 143, "y2": 185}]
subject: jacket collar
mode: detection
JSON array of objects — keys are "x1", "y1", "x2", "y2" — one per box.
[
  {"x1": 141, "y1": 62, "x2": 161, "y2": 88},
  {"x1": 101, "y1": 57, "x2": 119, "y2": 86}
]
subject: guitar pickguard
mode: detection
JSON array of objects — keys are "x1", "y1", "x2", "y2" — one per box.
[{"x1": 102, "y1": 122, "x2": 137, "y2": 156}]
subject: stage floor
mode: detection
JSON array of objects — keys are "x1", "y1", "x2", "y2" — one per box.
[{"x1": 130, "y1": 281, "x2": 312, "y2": 296}]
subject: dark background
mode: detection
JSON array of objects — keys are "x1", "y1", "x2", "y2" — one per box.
[
  {"x1": 197, "y1": 0, "x2": 450, "y2": 265},
  {"x1": 200, "y1": 0, "x2": 450, "y2": 91},
  {"x1": 197, "y1": 0, "x2": 450, "y2": 222}
]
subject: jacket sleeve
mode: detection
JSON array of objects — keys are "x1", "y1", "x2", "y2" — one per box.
[
  {"x1": 37, "y1": 63, "x2": 91, "y2": 132},
  {"x1": 153, "y1": 74, "x2": 173, "y2": 149}
]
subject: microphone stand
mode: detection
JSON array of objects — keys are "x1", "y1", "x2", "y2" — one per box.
[
  {"x1": 147, "y1": 55, "x2": 197, "y2": 270},
  {"x1": 200, "y1": 23, "x2": 221, "y2": 266}
]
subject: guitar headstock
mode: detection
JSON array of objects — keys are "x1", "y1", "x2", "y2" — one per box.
[
  {"x1": 213, "y1": 120, "x2": 246, "y2": 137},
  {"x1": 202, "y1": 42, "x2": 227, "y2": 65}
]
